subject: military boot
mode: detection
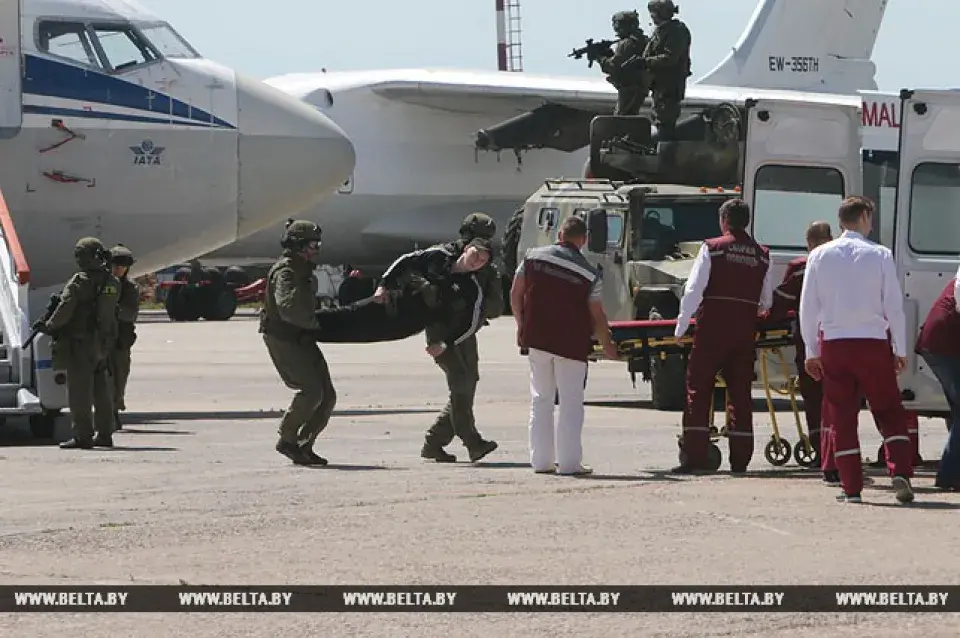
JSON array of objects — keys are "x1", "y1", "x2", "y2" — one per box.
[
  {"x1": 421, "y1": 442, "x2": 456, "y2": 463},
  {"x1": 93, "y1": 434, "x2": 114, "y2": 448},
  {"x1": 276, "y1": 439, "x2": 302, "y2": 463},
  {"x1": 60, "y1": 438, "x2": 93, "y2": 449},
  {"x1": 468, "y1": 439, "x2": 498, "y2": 463},
  {"x1": 297, "y1": 443, "x2": 328, "y2": 466}
]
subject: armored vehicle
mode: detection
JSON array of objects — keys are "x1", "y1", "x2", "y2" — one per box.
[{"x1": 504, "y1": 178, "x2": 738, "y2": 410}]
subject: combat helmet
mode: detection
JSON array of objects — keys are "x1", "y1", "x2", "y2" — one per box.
[
  {"x1": 75, "y1": 236, "x2": 109, "y2": 271},
  {"x1": 612, "y1": 10, "x2": 640, "y2": 28},
  {"x1": 460, "y1": 212, "x2": 497, "y2": 241},
  {"x1": 109, "y1": 244, "x2": 135, "y2": 268},
  {"x1": 280, "y1": 218, "x2": 323, "y2": 249},
  {"x1": 648, "y1": 0, "x2": 679, "y2": 17}
]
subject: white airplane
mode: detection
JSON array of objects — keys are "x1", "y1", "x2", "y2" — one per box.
[
  {"x1": 195, "y1": 0, "x2": 893, "y2": 285},
  {"x1": 0, "y1": 0, "x2": 355, "y2": 303}
]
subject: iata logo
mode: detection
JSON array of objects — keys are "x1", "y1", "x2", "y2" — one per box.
[{"x1": 130, "y1": 139, "x2": 164, "y2": 166}]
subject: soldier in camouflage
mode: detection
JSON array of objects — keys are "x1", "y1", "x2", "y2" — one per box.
[
  {"x1": 259, "y1": 219, "x2": 336, "y2": 466},
  {"x1": 598, "y1": 10, "x2": 650, "y2": 116},
  {"x1": 374, "y1": 213, "x2": 502, "y2": 464},
  {"x1": 642, "y1": 0, "x2": 692, "y2": 139},
  {"x1": 109, "y1": 244, "x2": 139, "y2": 432},
  {"x1": 35, "y1": 237, "x2": 120, "y2": 449}
]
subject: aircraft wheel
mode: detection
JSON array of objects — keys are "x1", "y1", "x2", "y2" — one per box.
[
  {"x1": 202, "y1": 287, "x2": 237, "y2": 321},
  {"x1": 164, "y1": 286, "x2": 184, "y2": 321},
  {"x1": 178, "y1": 287, "x2": 203, "y2": 321},
  {"x1": 793, "y1": 437, "x2": 820, "y2": 468},
  {"x1": 764, "y1": 437, "x2": 792, "y2": 466}
]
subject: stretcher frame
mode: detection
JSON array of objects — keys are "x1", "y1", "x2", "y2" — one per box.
[{"x1": 590, "y1": 317, "x2": 819, "y2": 470}]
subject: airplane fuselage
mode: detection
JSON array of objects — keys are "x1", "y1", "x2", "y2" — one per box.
[
  {"x1": 0, "y1": 0, "x2": 355, "y2": 294},
  {"x1": 201, "y1": 75, "x2": 903, "y2": 276}
]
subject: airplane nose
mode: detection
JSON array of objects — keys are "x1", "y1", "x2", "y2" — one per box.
[{"x1": 234, "y1": 74, "x2": 355, "y2": 238}]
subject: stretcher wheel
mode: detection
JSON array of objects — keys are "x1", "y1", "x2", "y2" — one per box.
[
  {"x1": 793, "y1": 439, "x2": 819, "y2": 468},
  {"x1": 708, "y1": 425, "x2": 719, "y2": 438},
  {"x1": 763, "y1": 437, "x2": 791, "y2": 466}
]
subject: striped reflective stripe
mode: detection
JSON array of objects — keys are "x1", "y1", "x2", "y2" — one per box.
[
  {"x1": 884, "y1": 435, "x2": 910, "y2": 444},
  {"x1": 835, "y1": 448, "x2": 860, "y2": 457},
  {"x1": 527, "y1": 249, "x2": 597, "y2": 282}
]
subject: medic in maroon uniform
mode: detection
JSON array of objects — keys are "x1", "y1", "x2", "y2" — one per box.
[
  {"x1": 672, "y1": 199, "x2": 776, "y2": 474},
  {"x1": 768, "y1": 221, "x2": 837, "y2": 483},
  {"x1": 916, "y1": 263, "x2": 960, "y2": 490}
]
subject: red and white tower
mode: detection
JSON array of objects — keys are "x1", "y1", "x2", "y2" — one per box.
[{"x1": 495, "y1": 0, "x2": 523, "y2": 71}]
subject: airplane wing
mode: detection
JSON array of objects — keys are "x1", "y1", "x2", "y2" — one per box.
[{"x1": 365, "y1": 71, "x2": 618, "y2": 117}]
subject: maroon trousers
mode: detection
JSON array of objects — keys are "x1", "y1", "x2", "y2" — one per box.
[
  {"x1": 794, "y1": 348, "x2": 823, "y2": 452},
  {"x1": 820, "y1": 338, "x2": 913, "y2": 495},
  {"x1": 681, "y1": 332, "x2": 756, "y2": 471},
  {"x1": 820, "y1": 397, "x2": 837, "y2": 472}
]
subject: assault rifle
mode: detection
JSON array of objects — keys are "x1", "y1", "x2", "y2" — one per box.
[
  {"x1": 568, "y1": 38, "x2": 616, "y2": 67},
  {"x1": 23, "y1": 293, "x2": 61, "y2": 349}
]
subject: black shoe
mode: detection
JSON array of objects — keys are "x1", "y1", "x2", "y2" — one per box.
[
  {"x1": 297, "y1": 445, "x2": 328, "y2": 466},
  {"x1": 468, "y1": 439, "x2": 498, "y2": 463},
  {"x1": 93, "y1": 436, "x2": 114, "y2": 448},
  {"x1": 823, "y1": 470, "x2": 840, "y2": 485},
  {"x1": 421, "y1": 443, "x2": 456, "y2": 463},
  {"x1": 730, "y1": 467, "x2": 748, "y2": 476},
  {"x1": 60, "y1": 438, "x2": 93, "y2": 449},
  {"x1": 836, "y1": 493, "x2": 862, "y2": 503},
  {"x1": 113, "y1": 412, "x2": 122, "y2": 431},
  {"x1": 276, "y1": 440, "x2": 302, "y2": 463}
]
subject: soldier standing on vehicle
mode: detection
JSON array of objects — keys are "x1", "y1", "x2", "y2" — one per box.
[
  {"x1": 259, "y1": 220, "x2": 336, "y2": 466},
  {"x1": 642, "y1": 0, "x2": 692, "y2": 139},
  {"x1": 35, "y1": 237, "x2": 120, "y2": 449},
  {"x1": 672, "y1": 199, "x2": 776, "y2": 474},
  {"x1": 373, "y1": 213, "x2": 501, "y2": 464},
  {"x1": 597, "y1": 10, "x2": 649, "y2": 116},
  {"x1": 768, "y1": 221, "x2": 836, "y2": 483},
  {"x1": 108, "y1": 244, "x2": 139, "y2": 432}
]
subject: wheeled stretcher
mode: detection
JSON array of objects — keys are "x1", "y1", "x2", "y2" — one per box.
[{"x1": 591, "y1": 316, "x2": 820, "y2": 470}]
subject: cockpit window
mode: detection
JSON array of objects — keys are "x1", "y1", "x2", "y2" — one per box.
[
  {"x1": 136, "y1": 23, "x2": 199, "y2": 59},
  {"x1": 37, "y1": 21, "x2": 103, "y2": 68},
  {"x1": 91, "y1": 24, "x2": 158, "y2": 71}
]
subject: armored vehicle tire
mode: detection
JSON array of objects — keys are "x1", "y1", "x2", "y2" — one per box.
[{"x1": 648, "y1": 307, "x2": 687, "y2": 411}]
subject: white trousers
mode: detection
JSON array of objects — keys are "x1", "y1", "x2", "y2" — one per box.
[{"x1": 527, "y1": 347, "x2": 587, "y2": 474}]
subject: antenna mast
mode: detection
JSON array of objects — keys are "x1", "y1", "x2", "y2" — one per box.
[{"x1": 495, "y1": 0, "x2": 523, "y2": 71}]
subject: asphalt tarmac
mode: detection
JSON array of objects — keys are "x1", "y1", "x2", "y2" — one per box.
[{"x1": 1, "y1": 313, "x2": 958, "y2": 636}]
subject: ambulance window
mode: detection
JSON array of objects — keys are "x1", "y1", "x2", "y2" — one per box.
[
  {"x1": 752, "y1": 165, "x2": 844, "y2": 250},
  {"x1": 37, "y1": 21, "x2": 102, "y2": 68},
  {"x1": 137, "y1": 22, "x2": 200, "y2": 59},
  {"x1": 908, "y1": 162, "x2": 960, "y2": 255},
  {"x1": 91, "y1": 24, "x2": 159, "y2": 72}
]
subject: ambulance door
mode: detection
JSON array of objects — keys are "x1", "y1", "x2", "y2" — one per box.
[
  {"x1": 742, "y1": 96, "x2": 862, "y2": 282},
  {"x1": 891, "y1": 90, "x2": 960, "y2": 413},
  {"x1": 0, "y1": 0, "x2": 21, "y2": 138},
  {"x1": 740, "y1": 96, "x2": 862, "y2": 386}
]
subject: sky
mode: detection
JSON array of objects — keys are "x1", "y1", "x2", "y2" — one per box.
[{"x1": 136, "y1": 0, "x2": 959, "y2": 91}]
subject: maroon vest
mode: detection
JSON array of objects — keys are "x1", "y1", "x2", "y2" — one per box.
[
  {"x1": 518, "y1": 242, "x2": 598, "y2": 362},
  {"x1": 916, "y1": 279, "x2": 960, "y2": 357},
  {"x1": 697, "y1": 231, "x2": 770, "y2": 342}
]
